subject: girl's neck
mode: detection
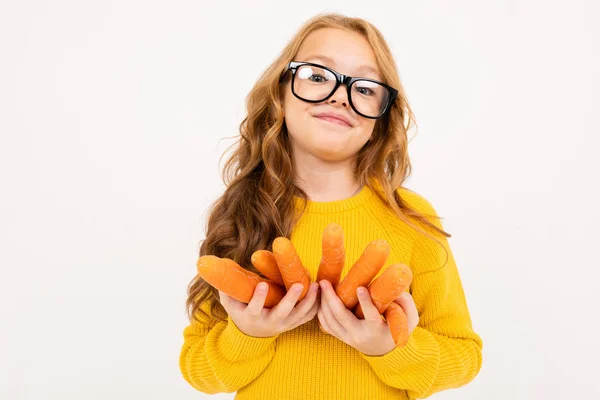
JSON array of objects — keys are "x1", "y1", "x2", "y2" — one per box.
[{"x1": 293, "y1": 154, "x2": 363, "y2": 202}]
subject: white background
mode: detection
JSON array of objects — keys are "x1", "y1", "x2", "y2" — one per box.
[{"x1": 1, "y1": 1, "x2": 599, "y2": 399}]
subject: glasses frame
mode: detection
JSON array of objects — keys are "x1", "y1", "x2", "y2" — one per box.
[{"x1": 283, "y1": 61, "x2": 398, "y2": 119}]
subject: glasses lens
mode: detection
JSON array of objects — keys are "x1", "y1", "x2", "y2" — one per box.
[
  {"x1": 293, "y1": 64, "x2": 337, "y2": 101},
  {"x1": 350, "y1": 80, "x2": 390, "y2": 117}
]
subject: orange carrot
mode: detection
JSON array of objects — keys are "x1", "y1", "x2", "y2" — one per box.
[
  {"x1": 197, "y1": 255, "x2": 286, "y2": 308},
  {"x1": 272, "y1": 237, "x2": 311, "y2": 301},
  {"x1": 384, "y1": 302, "x2": 409, "y2": 347},
  {"x1": 335, "y1": 239, "x2": 391, "y2": 309},
  {"x1": 317, "y1": 223, "x2": 345, "y2": 289},
  {"x1": 354, "y1": 263, "x2": 413, "y2": 319},
  {"x1": 251, "y1": 249, "x2": 285, "y2": 287}
]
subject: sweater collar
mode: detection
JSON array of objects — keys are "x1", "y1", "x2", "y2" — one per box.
[{"x1": 293, "y1": 182, "x2": 376, "y2": 214}]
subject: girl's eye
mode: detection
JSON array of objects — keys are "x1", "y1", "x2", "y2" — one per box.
[
  {"x1": 354, "y1": 80, "x2": 382, "y2": 97},
  {"x1": 356, "y1": 87, "x2": 374, "y2": 96},
  {"x1": 309, "y1": 74, "x2": 327, "y2": 83}
]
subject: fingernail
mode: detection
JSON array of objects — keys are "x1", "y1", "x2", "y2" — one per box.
[{"x1": 293, "y1": 284, "x2": 303, "y2": 293}]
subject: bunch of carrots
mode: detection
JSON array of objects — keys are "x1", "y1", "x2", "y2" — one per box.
[{"x1": 196, "y1": 223, "x2": 413, "y2": 348}]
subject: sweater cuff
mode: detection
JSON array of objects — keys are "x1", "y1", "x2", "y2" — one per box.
[
  {"x1": 361, "y1": 327, "x2": 439, "y2": 374},
  {"x1": 216, "y1": 315, "x2": 279, "y2": 362}
]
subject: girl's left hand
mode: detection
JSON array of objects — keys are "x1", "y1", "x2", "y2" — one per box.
[{"x1": 317, "y1": 279, "x2": 419, "y2": 356}]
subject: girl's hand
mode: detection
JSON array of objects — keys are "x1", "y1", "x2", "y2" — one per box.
[
  {"x1": 219, "y1": 281, "x2": 320, "y2": 338},
  {"x1": 317, "y1": 280, "x2": 419, "y2": 356}
]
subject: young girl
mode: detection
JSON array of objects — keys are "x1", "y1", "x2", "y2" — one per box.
[{"x1": 179, "y1": 13, "x2": 483, "y2": 400}]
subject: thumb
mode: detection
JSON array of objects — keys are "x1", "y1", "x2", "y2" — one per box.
[{"x1": 219, "y1": 290, "x2": 244, "y2": 314}]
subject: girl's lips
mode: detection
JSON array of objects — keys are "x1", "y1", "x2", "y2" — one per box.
[{"x1": 314, "y1": 115, "x2": 351, "y2": 127}]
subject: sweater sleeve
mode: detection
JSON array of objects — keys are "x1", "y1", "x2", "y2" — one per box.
[
  {"x1": 360, "y1": 192, "x2": 483, "y2": 399},
  {"x1": 179, "y1": 301, "x2": 279, "y2": 394}
]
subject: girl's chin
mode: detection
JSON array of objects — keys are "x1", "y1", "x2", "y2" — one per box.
[{"x1": 308, "y1": 141, "x2": 355, "y2": 161}]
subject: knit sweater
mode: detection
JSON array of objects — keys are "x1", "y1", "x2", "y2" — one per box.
[{"x1": 179, "y1": 184, "x2": 483, "y2": 399}]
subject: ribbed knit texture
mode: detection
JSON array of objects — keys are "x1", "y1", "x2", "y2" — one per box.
[{"x1": 179, "y1": 184, "x2": 483, "y2": 399}]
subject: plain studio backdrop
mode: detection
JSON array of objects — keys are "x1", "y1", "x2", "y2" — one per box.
[{"x1": 1, "y1": 0, "x2": 598, "y2": 399}]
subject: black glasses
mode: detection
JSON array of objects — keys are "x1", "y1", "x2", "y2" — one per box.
[{"x1": 282, "y1": 61, "x2": 398, "y2": 119}]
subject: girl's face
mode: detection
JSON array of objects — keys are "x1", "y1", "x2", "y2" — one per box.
[{"x1": 282, "y1": 28, "x2": 380, "y2": 163}]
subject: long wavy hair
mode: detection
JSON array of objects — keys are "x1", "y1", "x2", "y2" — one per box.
[{"x1": 185, "y1": 12, "x2": 451, "y2": 325}]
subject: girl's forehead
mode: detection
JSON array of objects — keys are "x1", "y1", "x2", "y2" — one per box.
[
  {"x1": 295, "y1": 28, "x2": 381, "y2": 80},
  {"x1": 293, "y1": 55, "x2": 382, "y2": 82},
  {"x1": 298, "y1": 53, "x2": 382, "y2": 80}
]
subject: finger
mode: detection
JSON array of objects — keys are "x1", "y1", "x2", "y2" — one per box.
[
  {"x1": 319, "y1": 290, "x2": 349, "y2": 340},
  {"x1": 288, "y1": 297, "x2": 319, "y2": 331},
  {"x1": 219, "y1": 290, "x2": 245, "y2": 314},
  {"x1": 394, "y1": 292, "x2": 420, "y2": 333},
  {"x1": 245, "y1": 282, "x2": 269, "y2": 316},
  {"x1": 314, "y1": 290, "x2": 324, "y2": 328},
  {"x1": 269, "y1": 283, "x2": 304, "y2": 321},
  {"x1": 286, "y1": 282, "x2": 319, "y2": 322},
  {"x1": 319, "y1": 280, "x2": 359, "y2": 331},
  {"x1": 317, "y1": 307, "x2": 338, "y2": 338},
  {"x1": 311, "y1": 291, "x2": 321, "y2": 314},
  {"x1": 356, "y1": 286, "x2": 383, "y2": 324}
]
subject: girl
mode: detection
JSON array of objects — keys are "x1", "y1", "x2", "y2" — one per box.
[{"x1": 179, "y1": 12, "x2": 483, "y2": 400}]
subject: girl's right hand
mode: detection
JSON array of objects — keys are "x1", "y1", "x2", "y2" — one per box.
[{"x1": 219, "y1": 281, "x2": 320, "y2": 338}]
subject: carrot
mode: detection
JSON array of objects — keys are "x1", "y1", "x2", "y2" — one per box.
[
  {"x1": 335, "y1": 239, "x2": 391, "y2": 309},
  {"x1": 384, "y1": 302, "x2": 410, "y2": 347},
  {"x1": 251, "y1": 249, "x2": 285, "y2": 287},
  {"x1": 354, "y1": 263, "x2": 413, "y2": 319},
  {"x1": 272, "y1": 237, "x2": 311, "y2": 301},
  {"x1": 197, "y1": 255, "x2": 286, "y2": 308},
  {"x1": 317, "y1": 223, "x2": 345, "y2": 289}
]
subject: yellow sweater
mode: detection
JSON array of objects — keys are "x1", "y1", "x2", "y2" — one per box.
[{"x1": 179, "y1": 185, "x2": 483, "y2": 399}]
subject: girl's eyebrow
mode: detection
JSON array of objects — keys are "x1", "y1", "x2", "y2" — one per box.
[{"x1": 302, "y1": 54, "x2": 382, "y2": 79}]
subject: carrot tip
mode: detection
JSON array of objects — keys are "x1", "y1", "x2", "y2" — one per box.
[
  {"x1": 197, "y1": 255, "x2": 219, "y2": 266},
  {"x1": 325, "y1": 223, "x2": 342, "y2": 233},
  {"x1": 273, "y1": 237, "x2": 294, "y2": 253},
  {"x1": 372, "y1": 239, "x2": 390, "y2": 248}
]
